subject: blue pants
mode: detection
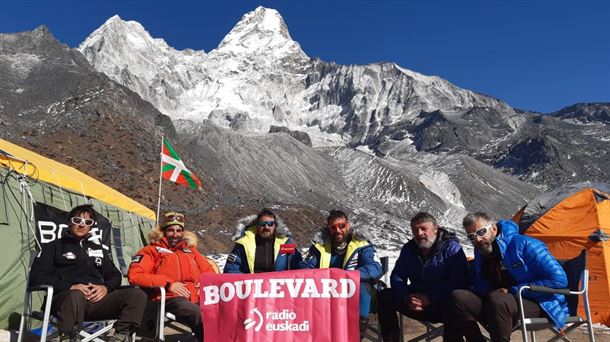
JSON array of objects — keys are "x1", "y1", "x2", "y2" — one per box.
[{"x1": 359, "y1": 282, "x2": 374, "y2": 318}]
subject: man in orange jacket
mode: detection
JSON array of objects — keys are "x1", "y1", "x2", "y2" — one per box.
[{"x1": 128, "y1": 211, "x2": 216, "y2": 341}]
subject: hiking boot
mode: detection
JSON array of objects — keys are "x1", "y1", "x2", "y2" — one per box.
[
  {"x1": 382, "y1": 330, "x2": 401, "y2": 342},
  {"x1": 108, "y1": 332, "x2": 132, "y2": 342},
  {"x1": 359, "y1": 317, "x2": 370, "y2": 340},
  {"x1": 48, "y1": 332, "x2": 81, "y2": 342}
]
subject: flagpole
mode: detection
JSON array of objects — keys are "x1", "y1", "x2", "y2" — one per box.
[{"x1": 156, "y1": 134, "x2": 164, "y2": 226}]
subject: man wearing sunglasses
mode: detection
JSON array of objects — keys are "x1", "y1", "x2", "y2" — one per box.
[
  {"x1": 299, "y1": 210, "x2": 383, "y2": 340},
  {"x1": 446, "y1": 212, "x2": 568, "y2": 342},
  {"x1": 30, "y1": 205, "x2": 147, "y2": 342},
  {"x1": 128, "y1": 211, "x2": 217, "y2": 341},
  {"x1": 224, "y1": 208, "x2": 301, "y2": 273},
  {"x1": 377, "y1": 212, "x2": 468, "y2": 342}
]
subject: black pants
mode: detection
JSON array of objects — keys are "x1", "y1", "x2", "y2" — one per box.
[
  {"x1": 377, "y1": 288, "x2": 461, "y2": 342},
  {"x1": 51, "y1": 287, "x2": 147, "y2": 335},
  {"x1": 447, "y1": 289, "x2": 543, "y2": 342},
  {"x1": 165, "y1": 297, "x2": 203, "y2": 341}
]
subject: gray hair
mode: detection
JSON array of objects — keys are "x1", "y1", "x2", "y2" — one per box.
[
  {"x1": 410, "y1": 211, "x2": 438, "y2": 227},
  {"x1": 462, "y1": 212, "x2": 492, "y2": 228}
]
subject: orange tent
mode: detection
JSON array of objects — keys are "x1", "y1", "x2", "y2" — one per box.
[{"x1": 513, "y1": 183, "x2": 610, "y2": 326}]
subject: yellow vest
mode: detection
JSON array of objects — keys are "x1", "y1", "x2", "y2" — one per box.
[{"x1": 314, "y1": 238, "x2": 370, "y2": 269}]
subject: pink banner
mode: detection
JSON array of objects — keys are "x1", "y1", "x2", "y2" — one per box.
[{"x1": 200, "y1": 268, "x2": 361, "y2": 341}]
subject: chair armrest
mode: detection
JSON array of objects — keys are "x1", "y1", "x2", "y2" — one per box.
[
  {"x1": 525, "y1": 285, "x2": 572, "y2": 296},
  {"x1": 27, "y1": 285, "x2": 53, "y2": 293},
  {"x1": 157, "y1": 286, "x2": 166, "y2": 301}
]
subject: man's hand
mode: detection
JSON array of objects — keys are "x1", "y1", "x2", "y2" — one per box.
[
  {"x1": 169, "y1": 282, "x2": 191, "y2": 298},
  {"x1": 70, "y1": 283, "x2": 92, "y2": 297},
  {"x1": 87, "y1": 284, "x2": 108, "y2": 303},
  {"x1": 493, "y1": 288, "x2": 508, "y2": 294},
  {"x1": 407, "y1": 293, "x2": 430, "y2": 312}
]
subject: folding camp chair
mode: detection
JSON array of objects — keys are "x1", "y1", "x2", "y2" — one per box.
[
  {"x1": 368, "y1": 256, "x2": 444, "y2": 342},
  {"x1": 517, "y1": 249, "x2": 595, "y2": 342},
  {"x1": 17, "y1": 250, "x2": 118, "y2": 342},
  {"x1": 357, "y1": 256, "x2": 388, "y2": 341},
  {"x1": 400, "y1": 317, "x2": 443, "y2": 342},
  {"x1": 17, "y1": 284, "x2": 117, "y2": 342},
  {"x1": 144, "y1": 256, "x2": 221, "y2": 341}
]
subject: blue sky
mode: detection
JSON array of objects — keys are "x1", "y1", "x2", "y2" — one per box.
[{"x1": 2, "y1": 0, "x2": 609, "y2": 113}]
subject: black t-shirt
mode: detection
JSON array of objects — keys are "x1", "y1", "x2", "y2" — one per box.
[{"x1": 481, "y1": 241, "x2": 516, "y2": 290}]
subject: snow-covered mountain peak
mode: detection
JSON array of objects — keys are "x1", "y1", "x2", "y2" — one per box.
[
  {"x1": 80, "y1": 15, "x2": 204, "y2": 57},
  {"x1": 212, "y1": 6, "x2": 307, "y2": 61},
  {"x1": 79, "y1": 15, "x2": 208, "y2": 115}
]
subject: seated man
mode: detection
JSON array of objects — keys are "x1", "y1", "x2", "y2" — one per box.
[
  {"x1": 447, "y1": 212, "x2": 568, "y2": 342},
  {"x1": 128, "y1": 211, "x2": 216, "y2": 341},
  {"x1": 224, "y1": 208, "x2": 301, "y2": 273},
  {"x1": 299, "y1": 210, "x2": 382, "y2": 340},
  {"x1": 30, "y1": 204, "x2": 147, "y2": 342},
  {"x1": 378, "y1": 212, "x2": 469, "y2": 342}
]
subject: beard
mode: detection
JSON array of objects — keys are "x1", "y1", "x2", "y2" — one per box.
[
  {"x1": 332, "y1": 234, "x2": 348, "y2": 245},
  {"x1": 258, "y1": 229, "x2": 274, "y2": 240},
  {"x1": 416, "y1": 238, "x2": 434, "y2": 249},
  {"x1": 477, "y1": 235, "x2": 496, "y2": 255},
  {"x1": 168, "y1": 237, "x2": 184, "y2": 247}
]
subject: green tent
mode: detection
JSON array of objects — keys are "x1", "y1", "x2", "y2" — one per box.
[{"x1": 0, "y1": 138, "x2": 156, "y2": 330}]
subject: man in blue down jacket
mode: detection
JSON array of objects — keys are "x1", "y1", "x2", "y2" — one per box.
[
  {"x1": 299, "y1": 210, "x2": 382, "y2": 340},
  {"x1": 378, "y1": 212, "x2": 469, "y2": 342},
  {"x1": 447, "y1": 212, "x2": 568, "y2": 342}
]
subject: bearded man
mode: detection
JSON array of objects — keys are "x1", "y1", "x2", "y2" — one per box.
[
  {"x1": 377, "y1": 212, "x2": 468, "y2": 342},
  {"x1": 445, "y1": 212, "x2": 568, "y2": 342},
  {"x1": 299, "y1": 210, "x2": 382, "y2": 340},
  {"x1": 224, "y1": 208, "x2": 301, "y2": 273}
]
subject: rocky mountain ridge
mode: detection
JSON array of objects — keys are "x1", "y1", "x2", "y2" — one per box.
[
  {"x1": 78, "y1": 7, "x2": 609, "y2": 190},
  {"x1": 2, "y1": 10, "x2": 607, "y2": 258}
]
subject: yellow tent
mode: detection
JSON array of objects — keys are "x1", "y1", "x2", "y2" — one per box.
[
  {"x1": 0, "y1": 138, "x2": 154, "y2": 220},
  {"x1": 0, "y1": 138, "x2": 155, "y2": 329}
]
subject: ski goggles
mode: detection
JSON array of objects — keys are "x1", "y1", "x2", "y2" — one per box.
[
  {"x1": 466, "y1": 222, "x2": 494, "y2": 242},
  {"x1": 70, "y1": 217, "x2": 95, "y2": 226},
  {"x1": 257, "y1": 220, "x2": 276, "y2": 227},
  {"x1": 163, "y1": 212, "x2": 185, "y2": 229}
]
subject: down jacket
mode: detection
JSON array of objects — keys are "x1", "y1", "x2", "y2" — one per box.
[
  {"x1": 128, "y1": 228, "x2": 215, "y2": 303},
  {"x1": 299, "y1": 224, "x2": 382, "y2": 282},
  {"x1": 471, "y1": 220, "x2": 569, "y2": 329},
  {"x1": 224, "y1": 215, "x2": 301, "y2": 273},
  {"x1": 390, "y1": 228, "x2": 469, "y2": 304},
  {"x1": 30, "y1": 233, "x2": 122, "y2": 293}
]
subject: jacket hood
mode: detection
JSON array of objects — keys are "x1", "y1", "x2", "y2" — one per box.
[
  {"x1": 407, "y1": 227, "x2": 458, "y2": 253},
  {"x1": 149, "y1": 227, "x2": 198, "y2": 247},
  {"x1": 311, "y1": 220, "x2": 372, "y2": 245},
  {"x1": 437, "y1": 227, "x2": 458, "y2": 245},
  {"x1": 232, "y1": 214, "x2": 291, "y2": 241},
  {"x1": 496, "y1": 220, "x2": 518, "y2": 242}
]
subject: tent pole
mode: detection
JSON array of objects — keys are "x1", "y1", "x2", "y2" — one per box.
[{"x1": 156, "y1": 135, "x2": 164, "y2": 226}]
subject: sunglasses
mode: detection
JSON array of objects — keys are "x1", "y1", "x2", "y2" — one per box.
[
  {"x1": 165, "y1": 228, "x2": 184, "y2": 233},
  {"x1": 164, "y1": 214, "x2": 184, "y2": 222},
  {"x1": 466, "y1": 223, "x2": 493, "y2": 242},
  {"x1": 330, "y1": 223, "x2": 347, "y2": 230},
  {"x1": 71, "y1": 217, "x2": 95, "y2": 226},
  {"x1": 258, "y1": 220, "x2": 275, "y2": 227}
]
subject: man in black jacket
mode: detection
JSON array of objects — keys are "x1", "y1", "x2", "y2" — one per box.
[{"x1": 30, "y1": 205, "x2": 147, "y2": 341}]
